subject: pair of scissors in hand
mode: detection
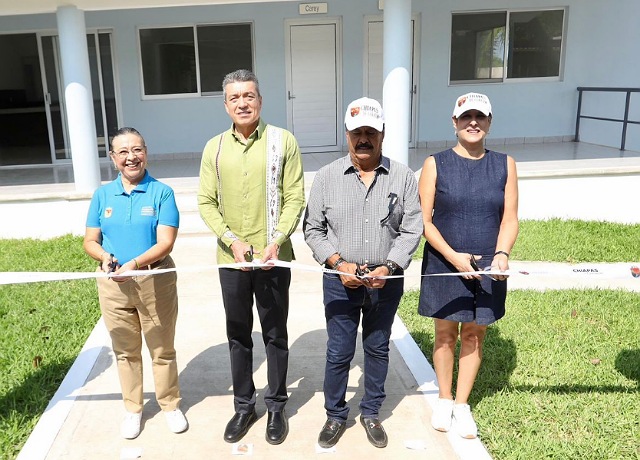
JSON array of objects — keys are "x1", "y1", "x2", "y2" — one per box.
[{"x1": 355, "y1": 263, "x2": 369, "y2": 278}]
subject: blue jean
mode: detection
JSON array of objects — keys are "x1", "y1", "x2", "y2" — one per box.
[{"x1": 322, "y1": 271, "x2": 403, "y2": 422}]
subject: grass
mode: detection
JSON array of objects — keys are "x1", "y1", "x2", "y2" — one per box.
[
  {"x1": 398, "y1": 289, "x2": 640, "y2": 460},
  {"x1": 0, "y1": 235, "x2": 100, "y2": 460},
  {"x1": 413, "y1": 218, "x2": 640, "y2": 262},
  {"x1": 401, "y1": 219, "x2": 640, "y2": 459}
]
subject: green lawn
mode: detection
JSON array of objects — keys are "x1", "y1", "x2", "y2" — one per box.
[
  {"x1": 402, "y1": 218, "x2": 640, "y2": 459},
  {"x1": 398, "y1": 289, "x2": 640, "y2": 460},
  {"x1": 0, "y1": 235, "x2": 100, "y2": 460},
  {"x1": 413, "y1": 218, "x2": 640, "y2": 263}
]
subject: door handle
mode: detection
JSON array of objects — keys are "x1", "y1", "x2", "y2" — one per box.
[
  {"x1": 288, "y1": 91, "x2": 295, "y2": 100},
  {"x1": 411, "y1": 85, "x2": 417, "y2": 95}
]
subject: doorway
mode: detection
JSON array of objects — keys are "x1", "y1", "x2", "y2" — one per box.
[
  {"x1": 0, "y1": 31, "x2": 119, "y2": 166},
  {"x1": 285, "y1": 20, "x2": 342, "y2": 153}
]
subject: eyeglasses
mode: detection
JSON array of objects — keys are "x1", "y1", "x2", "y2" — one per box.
[{"x1": 111, "y1": 146, "x2": 146, "y2": 158}]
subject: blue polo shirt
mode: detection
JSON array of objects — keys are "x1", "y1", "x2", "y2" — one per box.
[{"x1": 86, "y1": 171, "x2": 180, "y2": 264}]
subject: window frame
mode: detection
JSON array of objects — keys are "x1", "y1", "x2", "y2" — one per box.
[
  {"x1": 448, "y1": 7, "x2": 567, "y2": 86},
  {"x1": 137, "y1": 21, "x2": 255, "y2": 100}
]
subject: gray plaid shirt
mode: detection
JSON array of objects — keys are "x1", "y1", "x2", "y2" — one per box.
[{"x1": 303, "y1": 155, "x2": 423, "y2": 269}]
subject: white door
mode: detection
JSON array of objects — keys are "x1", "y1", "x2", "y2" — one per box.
[
  {"x1": 365, "y1": 18, "x2": 419, "y2": 147},
  {"x1": 286, "y1": 21, "x2": 340, "y2": 152}
]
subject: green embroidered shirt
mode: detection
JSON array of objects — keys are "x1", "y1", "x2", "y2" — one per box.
[{"x1": 198, "y1": 119, "x2": 305, "y2": 264}]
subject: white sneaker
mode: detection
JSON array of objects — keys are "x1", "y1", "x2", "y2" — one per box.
[
  {"x1": 165, "y1": 408, "x2": 188, "y2": 433},
  {"x1": 431, "y1": 398, "x2": 454, "y2": 432},
  {"x1": 453, "y1": 403, "x2": 478, "y2": 439},
  {"x1": 121, "y1": 411, "x2": 142, "y2": 439}
]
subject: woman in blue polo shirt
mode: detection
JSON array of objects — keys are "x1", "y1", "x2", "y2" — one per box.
[{"x1": 83, "y1": 127, "x2": 187, "y2": 439}]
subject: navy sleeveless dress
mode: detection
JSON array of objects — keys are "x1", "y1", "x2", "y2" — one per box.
[{"x1": 418, "y1": 148, "x2": 508, "y2": 325}]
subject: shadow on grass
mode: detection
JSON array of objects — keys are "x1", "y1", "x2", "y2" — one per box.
[
  {"x1": 0, "y1": 359, "x2": 76, "y2": 422},
  {"x1": 397, "y1": 318, "x2": 518, "y2": 406},
  {"x1": 470, "y1": 326, "x2": 517, "y2": 406},
  {"x1": 615, "y1": 349, "x2": 640, "y2": 385},
  {"x1": 0, "y1": 359, "x2": 75, "y2": 458}
]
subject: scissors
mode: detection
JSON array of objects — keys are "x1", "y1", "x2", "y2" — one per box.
[
  {"x1": 244, "y1": 245, "x2": 254, "y2": 262},
  {"x1": 108, "y1": 253, "x2": 119, "y2": 273},
  {"x1": 355, "y1": 263, "x2": 369, "y2": 278},
  {"x1": 470, "y1": 254, "x2": 498, "y2": 281}
]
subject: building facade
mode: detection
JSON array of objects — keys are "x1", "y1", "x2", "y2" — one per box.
[{"x1": 0, "y1": 0, "x2": 638, "y2": 188}]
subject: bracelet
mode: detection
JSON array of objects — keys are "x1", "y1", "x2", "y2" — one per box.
[
  {"x1": 332, "y1": 257, "x2": 346, "y2": 270},
  {"x1": 385, "y1": 260, "x2": 400, "y2": 276},
  {"x1": 494, "y1": 250, "x2": 510, "y2": 258},
  {"x1": 133, "y1": 258, "x2": 140, "y2": 269}
]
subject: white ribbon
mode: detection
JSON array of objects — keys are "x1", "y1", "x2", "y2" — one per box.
[{"x1": 1, "y1": 260, "x2": 639, "y2": 286}]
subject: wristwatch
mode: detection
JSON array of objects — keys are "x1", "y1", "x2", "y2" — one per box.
[{"x1": 385, "y1": 260, "x2": 399, "y2": 276}]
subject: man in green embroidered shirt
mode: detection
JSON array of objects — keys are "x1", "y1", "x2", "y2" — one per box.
[{"x1": 198, "y1": 69, "x2": 304, "y2": 446}]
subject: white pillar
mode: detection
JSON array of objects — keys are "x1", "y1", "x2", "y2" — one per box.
[
  {"x1": 56, "y1": 5, "x2": 101, "y2": 193},
  {"x1": 382, "y1": 0, "x2": 411, "y2": 166}
]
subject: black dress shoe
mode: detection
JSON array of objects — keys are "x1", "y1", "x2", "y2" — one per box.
[
  {"x1": 318, "y1": 418, "x2": 346, "y2": 448},
  {"x1": 223, "y1": 410, "x2": 257, "y2": 443},
  {"x1": 360, "y1": 416, "x2": 388, "y2": 448},
  {"x1": 265, "y1": 410, "x2": 288, "y2": 445}
]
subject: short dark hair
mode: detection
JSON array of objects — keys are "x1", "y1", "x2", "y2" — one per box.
[
  {"x1": 110, "y1": 127, "x2": 145, "y2": 151},
  {"x1": 222, "y1": 69, "x2": 260, "y2": 100}
]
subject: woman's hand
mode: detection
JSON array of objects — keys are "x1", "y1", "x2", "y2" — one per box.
[
  {"x1": 111, "y1": 259, "x2": 135, "y2": 282},
  {"x1": 448, "y1": 252, "x2": 482, "y2": 280},
  {"x1": 99, "y1": 252, "x2": 114, "y2": 273},
  {"x1": 490, "y1": 253, "x2": 510, "y2": 281}
]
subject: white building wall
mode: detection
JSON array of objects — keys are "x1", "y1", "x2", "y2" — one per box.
[
  {"x1": 417, "y1": 0, "x2": 640, "y2": 152},
  {"x1": 0, "y1": 0, "x2": 637, "y2": 158}
]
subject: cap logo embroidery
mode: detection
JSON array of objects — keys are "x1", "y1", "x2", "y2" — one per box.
[
  {"x1": 457, "y1": 97, "x2": 467, "y2": 107},
  {"x1": 350, "y1": 107, "x2": 360, "y2": 117}
]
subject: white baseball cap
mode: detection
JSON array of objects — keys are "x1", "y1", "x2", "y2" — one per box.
[
  {"x1": 345, "y1": 97, "x2": 384, "y2": 132},
  {"x1": 452, "y1": 92, "x2": 492, "y2": 118}
]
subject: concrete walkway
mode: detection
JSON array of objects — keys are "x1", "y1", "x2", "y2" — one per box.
[
  {"x1": 17, "y1": 231, "x2": 640, "y2": 460},
  {"x1": 19, "y1": 231, "x2": 478, "y2": 460}
]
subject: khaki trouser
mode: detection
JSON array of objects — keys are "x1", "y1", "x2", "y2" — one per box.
[{"x1": 97, "y1": 256, "x2": 181, "y2": 413}]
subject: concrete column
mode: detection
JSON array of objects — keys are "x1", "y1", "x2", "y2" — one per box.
[
  {"x1": 382, "y1": 0, "x2": 411, "y2": 166},
  {"x1": 56, "y1": 5, "x2": 101, "y2": 193}
]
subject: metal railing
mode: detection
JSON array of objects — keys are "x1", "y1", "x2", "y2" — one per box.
[{"x1": 575, "y1": 87, "x2": 640, "y2": 150}]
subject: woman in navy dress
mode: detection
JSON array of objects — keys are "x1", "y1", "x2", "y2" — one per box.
[{"x1": 417, "y1": 93, "x2": 519, "y2": 439}]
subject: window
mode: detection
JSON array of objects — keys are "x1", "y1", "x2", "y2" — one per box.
[
  {"x1": 450, "y1": 9, "x2": 565, "y2": 84},
  {"x1": 139, "y1": 23, "x2": 253, "y2": 97}
]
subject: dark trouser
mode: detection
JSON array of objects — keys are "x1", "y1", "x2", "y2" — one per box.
[
  {"x1": 322, "y1": 271, "x2": 404, "y2": 422},
  {"x1": 218, "y1": 267, "x2": 291, "y2": 413}
]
